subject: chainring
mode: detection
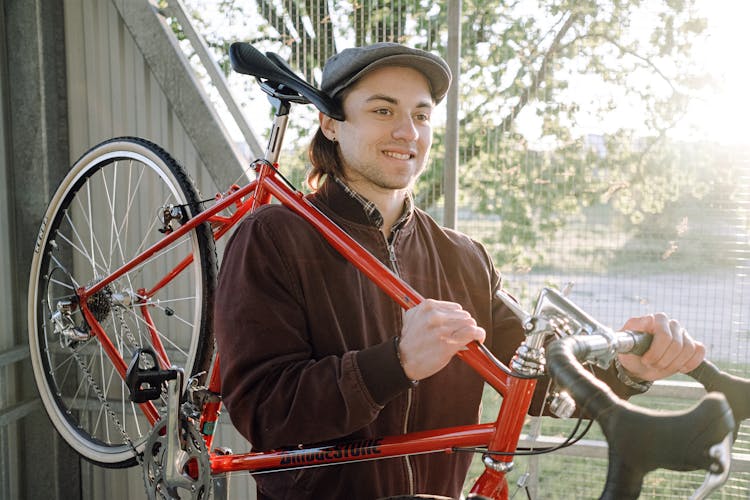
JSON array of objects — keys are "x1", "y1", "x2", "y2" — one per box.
[{"x1": 143, "y1": 418, "x2": 211, "y2": 500}]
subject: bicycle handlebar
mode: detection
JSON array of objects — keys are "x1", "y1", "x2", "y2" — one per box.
[
  {"x1": 598, "y1": 392, "x2": 733, "y2": 500},
  {"x1": 688, "y1": 360, "x2": 750, "y2": 428},
  {"x1": 547, "y1": 333, "x2": 737, "y2": 500}
]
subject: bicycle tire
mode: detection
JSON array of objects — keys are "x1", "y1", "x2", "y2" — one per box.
[{"x1": 27, "y1": 137, "x2": 217, "y2": 467}]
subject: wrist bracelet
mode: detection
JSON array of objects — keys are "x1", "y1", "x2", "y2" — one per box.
[
  {"x1": 614, "y1": 357, "x2": 653, "y2": 393},
  {"x1": 393, "y1": 336, "x2": 419, "y2": 388}
]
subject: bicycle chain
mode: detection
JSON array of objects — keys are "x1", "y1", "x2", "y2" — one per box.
[
  {"x1": 72, "y1": 348, "x2": 144, "y2": 466},
  {"x1": 70, "y1": 299, "x2": 161, "y2": 467},
  {"x1": 115, "y1": 299, "x2": 143, "y2": 353},
  {"x1": 75, "y1": 291, "x2": 208, "y2": 497}
]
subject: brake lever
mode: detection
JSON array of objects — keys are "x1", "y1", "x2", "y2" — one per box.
[
  {"x1": 495, "y1": 289, "x2": 532, "y2": 326},
  {"x1": 690, "y1": 433, "x2": 732, "y2": 500}
]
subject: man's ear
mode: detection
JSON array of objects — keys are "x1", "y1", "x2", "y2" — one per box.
[{"x1": 319, "y1": 112, "x2": 339, "y2": 141}]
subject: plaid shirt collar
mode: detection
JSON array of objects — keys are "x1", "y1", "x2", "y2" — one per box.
[{"x1": 333, "y1": 176, "x2": 413, "y2": 232}]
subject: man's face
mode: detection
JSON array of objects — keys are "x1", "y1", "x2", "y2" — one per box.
[{"x1": 322, "y1": 66, "x2": 434, "y2": 198}]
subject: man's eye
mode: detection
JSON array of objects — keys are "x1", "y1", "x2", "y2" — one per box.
[
  {"x1": 415, "y1": 113, "x2": 430, "y2": 122},
  {"x1": 374, "y1": 108, "x2": 392, "y2": 115}
]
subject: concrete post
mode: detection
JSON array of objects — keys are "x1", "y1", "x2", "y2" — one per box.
[
  {"x1": 3, "y1": 0, "x2": 82, "y2": 498},
  {"x1": 443, "y1": 0, "x2": 461, "y2": 229}
]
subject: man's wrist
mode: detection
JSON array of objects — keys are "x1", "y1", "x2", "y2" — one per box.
[
  {"x1": 614, "y1": 357, "x2": 653, "y2": 392},
  {"x1": 393, "y1": 336, "x2": 419, "y2": 387}
]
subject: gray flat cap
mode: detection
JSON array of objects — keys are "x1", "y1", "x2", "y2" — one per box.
[{"x1": 320, "y1": 43, "x2": 452, "y2": 103}]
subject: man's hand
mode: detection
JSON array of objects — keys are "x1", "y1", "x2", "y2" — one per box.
[
  {"x1": 618, "y1": 313, "x2": 705, "y2": 382},
  {"x1": 398, "y1": 299, "x2": 486, "y2": 382}
]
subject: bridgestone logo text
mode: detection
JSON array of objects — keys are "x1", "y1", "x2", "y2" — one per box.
[{"x1": 279, "y1": 438, "x2": 383, "y2": 466}]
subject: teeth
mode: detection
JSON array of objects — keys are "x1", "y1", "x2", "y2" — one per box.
[{"x1": 384, "y1": 151, "x2": 411, "y2": 160}]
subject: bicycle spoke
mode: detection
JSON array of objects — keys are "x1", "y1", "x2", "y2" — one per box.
[
  {"x1": 130, "y1": 398, "x2": 142, "y2": 439},
  {"x1": 108, "y1": 160, "x2": 147, "y2": 273},
  {"x1": 101, "y1": 161, "x2": 118, "y2": 274},
  {"x1": 28, "y1": 137, "x2": 216, "y2": 465},
  {"x1": 136, "y1": 308, "x2": 191, "y2": 357},
  {"x1": 49, "y1": 343, "x2": 83, "y2": 374},
  {"x1": 135, "y1": 230, "x2": 195, "y2": 275},
  {"x1": 85, "y1": 180, "x2": 97, "y2": 277},
  {"x1": 62, "y1": 208, "x2": 109, "y2": 278},
  {"x1": 116, "y1": 305, "x2": 191, "y2": 361},
  {"x1": 48, "y1": 254, "x2": 83, "y2": 291},
  {"x1": 47, "y1": 276, "x2": 77, "y2": 293}
]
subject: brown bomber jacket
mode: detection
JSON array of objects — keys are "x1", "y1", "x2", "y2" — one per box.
[{"x1": 214, "y1": 179, "x2": 635, "y2": 499}]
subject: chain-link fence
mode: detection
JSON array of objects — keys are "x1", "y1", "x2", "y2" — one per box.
[{"x1": 175, "y1": 0, "x2": 750, "y2": 497}]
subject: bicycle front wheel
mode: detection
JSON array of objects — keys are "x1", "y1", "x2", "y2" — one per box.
[{"x1": 28, "y1": 137, "x2": 217, "y2": 467}]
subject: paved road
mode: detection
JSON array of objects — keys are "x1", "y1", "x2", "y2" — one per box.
[{"x1": 506, "y1": 271, "x2": 750, "y2": 365}]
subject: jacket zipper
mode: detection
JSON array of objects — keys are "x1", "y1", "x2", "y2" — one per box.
[{"x1": 386, "y1": 232, "x2": 415, "y2": 495}]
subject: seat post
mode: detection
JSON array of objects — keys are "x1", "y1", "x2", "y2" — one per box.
[{"x1": 264, "y1": 96, "x2": 291, "y2": 164}]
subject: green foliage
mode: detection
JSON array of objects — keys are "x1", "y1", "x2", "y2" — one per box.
[
  {"x1": 174, "y1": 0, "x2": 719, "y2": 271},
  {"x1": 445, "y1": 1, "x2": 709, "y2": 265}
]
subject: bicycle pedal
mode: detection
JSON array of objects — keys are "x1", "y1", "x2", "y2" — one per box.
[{"x1": 126, "y1": 348, "x2": 180, "y2": 403}]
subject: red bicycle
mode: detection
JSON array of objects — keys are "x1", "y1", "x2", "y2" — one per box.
[{"x1": 27, "y1": 42, "x2": 750, "y2": 499}]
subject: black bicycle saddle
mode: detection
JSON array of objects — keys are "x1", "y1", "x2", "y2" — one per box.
[{"x1": 229, "y1": 42, "x2": 344, "y2": 120}]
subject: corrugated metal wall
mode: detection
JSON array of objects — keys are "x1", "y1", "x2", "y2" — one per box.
[
  {"x1": 6, "y1": 0, "x2": 747, "y2": 498},
  {"x1": 64, "y1": 0, "x2": 213, "y2": 194},
  {"x1": 61, "y1": 0, "x2": 257, "y2": 498},
  {"x1": 2, "y1": 0, "x2": 81, "y2": 498},
  {"x1": 0, "y1": 24, "x2": 22, "y2": 497}
]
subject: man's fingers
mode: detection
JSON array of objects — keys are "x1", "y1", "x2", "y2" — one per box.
[
  {"x1": 443, "y1": 325, "x2": 486, "y2": 345},
  {"x1": 649, "y1": 318, "x2": 686, "y2": 369},
  {"x1": 639, "y1": 313, "x2": 674, "y2": 367},
  {"x1": 621, "y1": 314, "x2": 654, "y2": 333},
  {"x1": 680, "y1": 341, "x2": 706, "y2": 373}
]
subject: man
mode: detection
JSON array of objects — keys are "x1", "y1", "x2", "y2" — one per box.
[{"x1": 214, "y1": 43, "x2": 705, "y2": 499}]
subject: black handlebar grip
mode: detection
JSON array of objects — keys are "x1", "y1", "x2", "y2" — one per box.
[
  {"x1": 624, "y1": 333, "x2": 749, "y2": 429},
  {"x1": 625, "y1": 330, "x2": 653, "y2": 356},
  {"x1": 598, "y1": 393, "x2": 734, "y2": 499},
  {"x1": 688, "y1": 360, "x2": 750, "y2": 435},
  {"x1": 547, "y1": 336, "x2": 736, "y2": 500}
]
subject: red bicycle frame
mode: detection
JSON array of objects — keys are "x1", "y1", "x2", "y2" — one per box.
[{"x1": 75, "y1": 157, "x2": 537, "y2": 498}]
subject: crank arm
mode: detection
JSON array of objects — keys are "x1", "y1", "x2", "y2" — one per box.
[{"x1": 164, "y1": 369, "x2": 193, "y2": 489}]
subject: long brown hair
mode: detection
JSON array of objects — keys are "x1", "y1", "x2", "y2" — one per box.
[{"x1": 306, "y1": 128, "x2": 343, "y2": 190}]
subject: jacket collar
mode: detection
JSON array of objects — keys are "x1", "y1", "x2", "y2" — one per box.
[{"x1": 310, "y1": 176, "x2": 415, "y2": 234}]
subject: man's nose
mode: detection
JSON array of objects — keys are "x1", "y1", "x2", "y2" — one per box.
[{"x1": 392, "y1": 115, "x2": 419, "y2": 141}]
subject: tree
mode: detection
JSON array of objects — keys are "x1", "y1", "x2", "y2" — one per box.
[
  {"x1": 433, "y1": 0, "x2": 713, "y2": 269},
  {"x1": 175, "y1": 0, "x2": 719, "y2": 270}
]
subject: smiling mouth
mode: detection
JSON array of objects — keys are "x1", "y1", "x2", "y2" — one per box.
[{"x1": 384, "y1": 151, "x2": 413, "y2": 160}]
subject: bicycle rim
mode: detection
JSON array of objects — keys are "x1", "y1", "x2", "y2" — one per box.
[{"x1": 27, "y1": 137, "x2": 217, "y2": 467}]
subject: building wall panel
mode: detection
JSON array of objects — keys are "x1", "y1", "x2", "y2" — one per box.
[{"x1": 60, "y1": 1, "x2": 255, "y2": 498}]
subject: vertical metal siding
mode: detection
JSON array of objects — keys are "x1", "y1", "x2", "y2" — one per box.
[
  {"x1": 0, "y1": 30, "x2": 21, "y2": 498},
  {"x1": 65, "y1": 0, "x2": 212, "y2": 194},
  {"x1": 0, "y1": 3, "x2": 27, "y2": 497},
  {"x1": 62, "y1": 0, "x2": 256, "y2": 498}
]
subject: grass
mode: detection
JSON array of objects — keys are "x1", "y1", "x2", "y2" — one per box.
[
  {"x1": 461, "y1": 375, "x2": 750, "y2": 499},
  {"x1": 450, "y1": 177, "x2": 750, "y2": 497}
]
